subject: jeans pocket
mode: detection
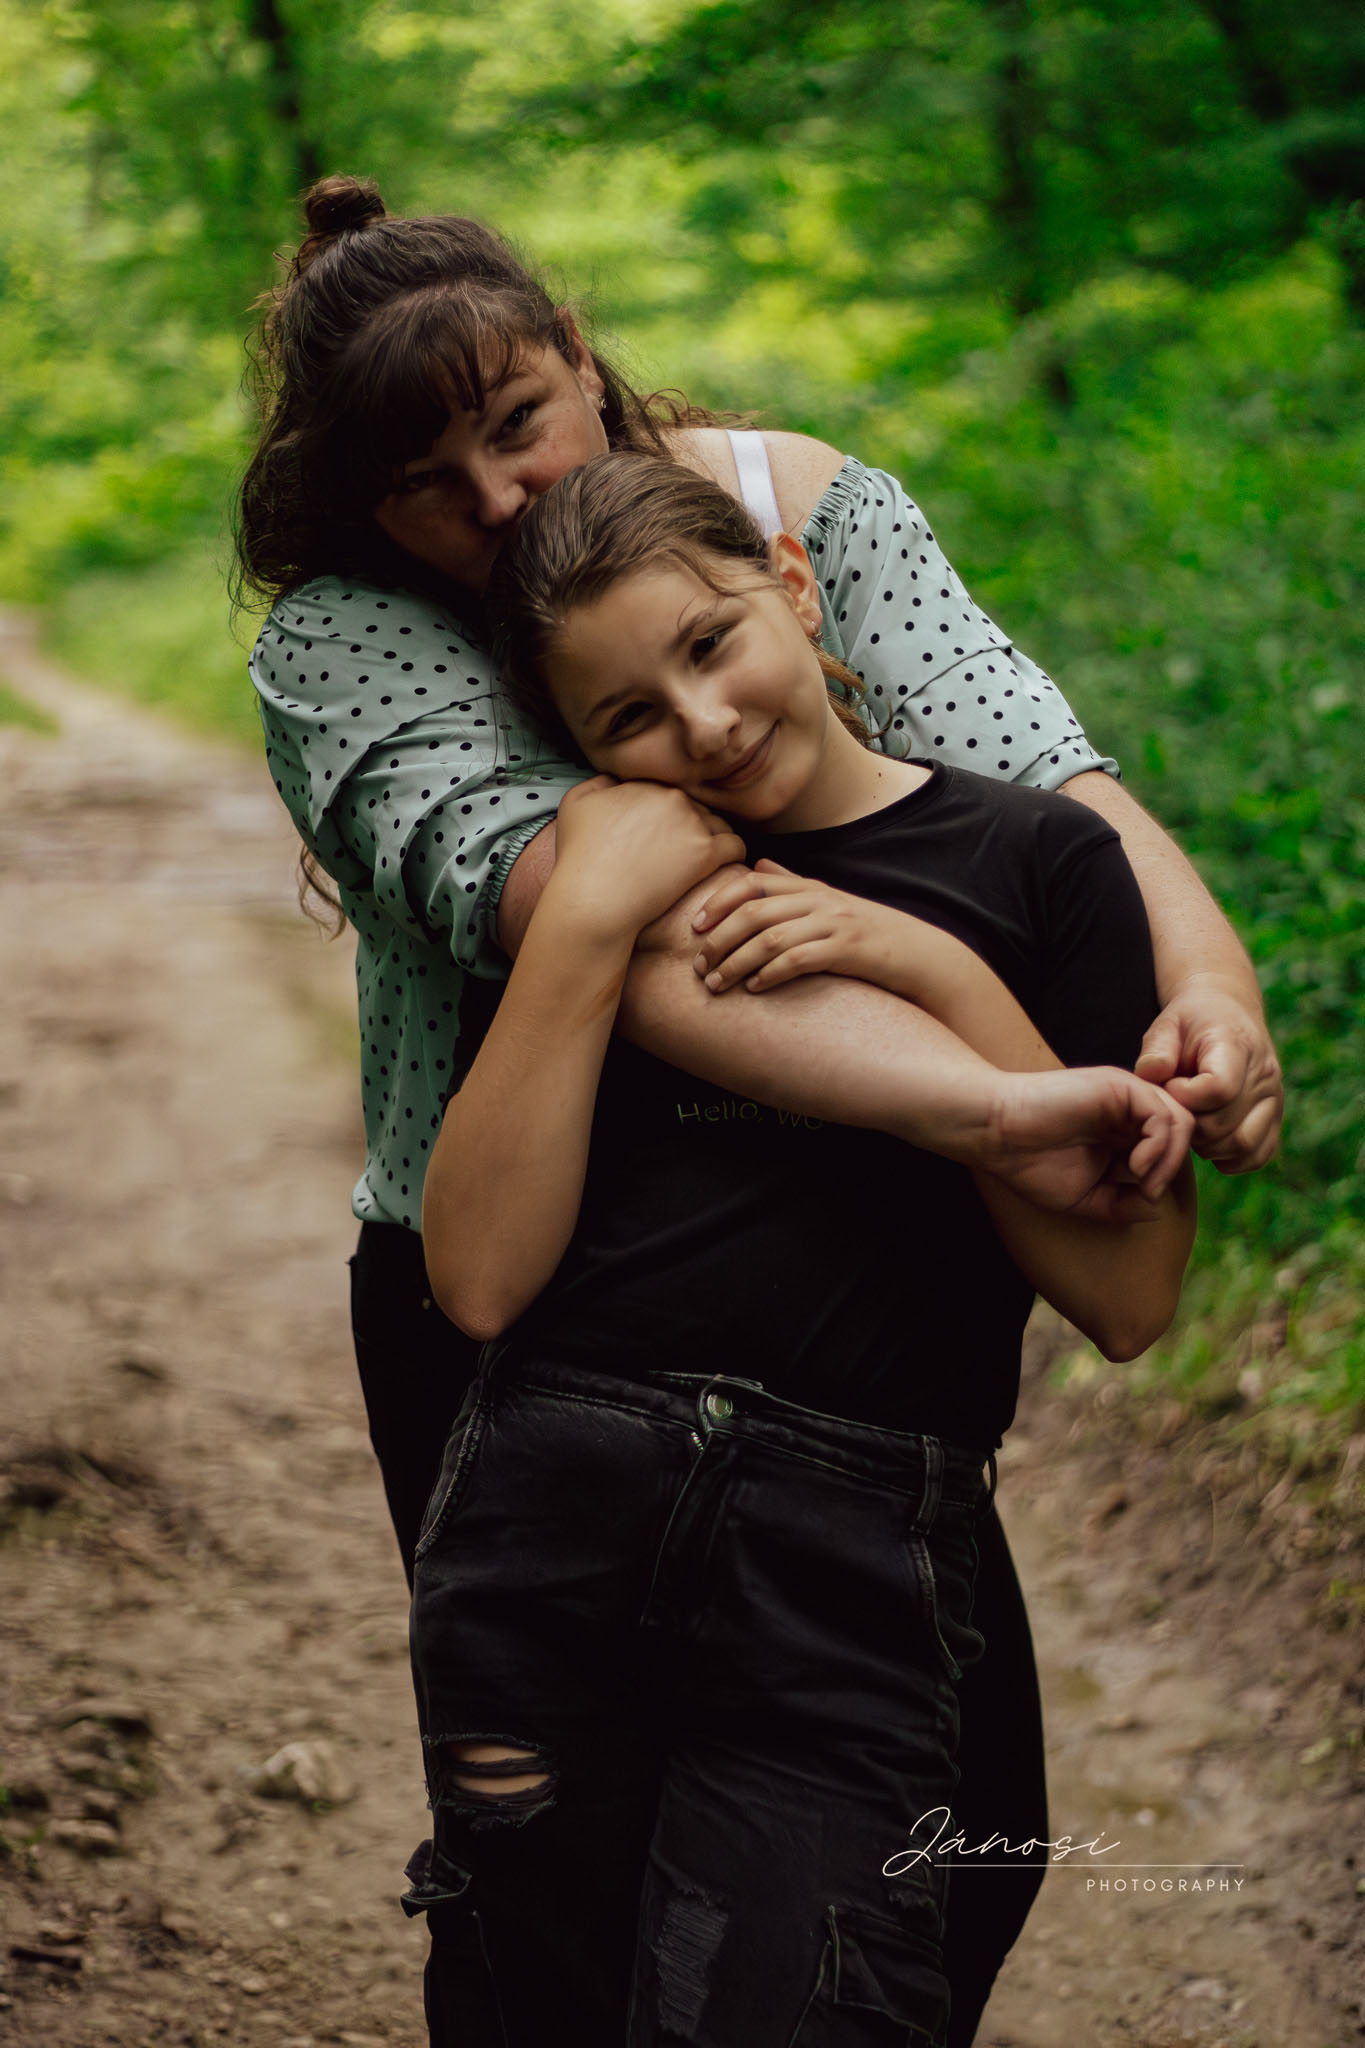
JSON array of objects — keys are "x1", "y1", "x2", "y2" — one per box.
[
  {"x1": 788, "y1": 1900, "x2": 950, "y2": 2046},
  {"x1": 414, "y1": 1389, "x2": 488, "y2": 1561},
  {"x1": 904, "y1": 1512, "x2": 985, "y2": 1684}
]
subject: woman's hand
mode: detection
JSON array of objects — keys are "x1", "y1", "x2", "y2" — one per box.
[
  {"x1": 691, "y1": 860, "x2": 895, "y2": 992},
  {"x1": 552, "y1": 776, "x2": 746, "y2": 948},
  {"x1": 1134, "y1": 974, "x2": 1282, "y2": 1172}
]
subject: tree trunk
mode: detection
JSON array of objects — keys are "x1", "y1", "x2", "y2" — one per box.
[{"x1": 244, "y1": 0, "x2": 322, "y2": 193}]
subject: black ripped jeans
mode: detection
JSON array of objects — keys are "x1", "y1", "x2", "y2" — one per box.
[
  {"x1": 404, "y1": 1352, "x2": 990, "y2": 2048},
  {"x1": 351, "y1": 1221, "x2": 1048, "y2": 2047}
]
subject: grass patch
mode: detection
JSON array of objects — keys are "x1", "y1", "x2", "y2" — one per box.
[
  {"x1": 41, "y1": 549, "x2": 265, "y2": 750},
  {"x1": 0, "y1": 679, "x2": 57, "y2": 733}
]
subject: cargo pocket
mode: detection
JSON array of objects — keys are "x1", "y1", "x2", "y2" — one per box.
[
  {"x1": 788, "y1": 1902, "x2": 951, "y2": 2047},
  {"x1": 402, "y1": 1839, "x2": 509, "y2": 2048}
]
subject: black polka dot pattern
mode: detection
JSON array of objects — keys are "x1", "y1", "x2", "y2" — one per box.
[
  {"x1": 248, "y1": 574, "x2": 583, "y2": 1229},
  {"x1": 802, "y1": 460, "x2": 1116, "y2": 788}
]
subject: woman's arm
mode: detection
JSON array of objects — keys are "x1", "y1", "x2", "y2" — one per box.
[
  {"x1": 1061, "y1": 770, "x2": 1282, "y2": 1170},
  {"x1": 422, "y1": 782, "x2": 744, "y2": 1340}
]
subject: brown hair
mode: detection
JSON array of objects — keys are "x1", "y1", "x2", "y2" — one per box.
[
  {"x1": 235, "y1": 175, "x2": 713, "y2": 609},
  {"x1": 491, "y1": 451, "x2": 873, "y2": 749}
]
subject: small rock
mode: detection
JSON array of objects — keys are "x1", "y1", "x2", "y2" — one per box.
[
  {"x1": 47, "y1": 1818, "x2": 121, "y2": 1857},
  {"x1": 3, "y1": 1773, "x2": 51, "y2": 1811},
  {"x1": 78, "y1": 1789, "x2": 122, "y2": 1826},
  {"x1": 113, "y1": 1347, "x2": 171, "y2": 1384},
  {"x1": 242, "y1": 1740, "x2": 355, "y2": 1808},
  {"x1": 52, "y1": 1697, "x2": 154, "y2": 1738},
  {"x1": 0, "y1": 1171, "x2": 34, "y2": 1206},
  {"x1": 35, "y1": 1920, "x2": 84, "y2": 1948},
  {"x1": 238, "y1": 1972, "x2": 269, "y2": 1996},
  {"x1": 8, "y1": 1942, "x2": 83, "y2": 1972}
]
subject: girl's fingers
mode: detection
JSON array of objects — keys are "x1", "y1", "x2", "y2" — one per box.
[
  {"x1": 701, "y1": 922, "x2": 821, "y2": 991},
  {"x1": 744, "y1": 941, "x2": 831, "y2": 991},
  {"x1": 694, "y1": 896, "x2": 820, "y2": 970},
  {"x1": 693, "y1": 867, "x2": 807, "y2": 931}
]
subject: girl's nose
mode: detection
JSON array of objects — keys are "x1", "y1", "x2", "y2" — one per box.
[{"x1": 679, "y1": 691, "x2": 740, "y2": 760}]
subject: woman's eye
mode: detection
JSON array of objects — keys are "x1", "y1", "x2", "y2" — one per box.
[
  {"x1": 398, "y1": 468, "x2": 439, "y2": 496},
  {"x1": 500, "y1": 401, "x2": 536, "y2": 436},
  {"x1": 692, "y1": 626, "x2": 729, "y2": 662}
]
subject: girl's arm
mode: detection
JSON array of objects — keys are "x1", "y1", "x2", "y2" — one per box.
[
  {"x1": 691, "y1": 861, "x2": 1196, "y2": 1361},
  {"x1": 422, "y1": 782, "x2": 743, "y2": 1340}
]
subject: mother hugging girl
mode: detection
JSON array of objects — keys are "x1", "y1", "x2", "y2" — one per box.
[{"x1": 237, "y1": 175, "x2": 1280, "y2": 2046}]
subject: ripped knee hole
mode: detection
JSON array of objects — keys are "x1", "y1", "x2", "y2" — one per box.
[{"x1": 445, "y1": 1740, "x2": 552, "y2": 1797}]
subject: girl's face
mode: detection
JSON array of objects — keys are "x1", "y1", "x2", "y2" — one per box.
[
  {"x1": 372, "y1": 331, "x2": 607, "y2": 593},
  {"x1": 544, "y1": 539, "x2": 869, "y2": 833}
]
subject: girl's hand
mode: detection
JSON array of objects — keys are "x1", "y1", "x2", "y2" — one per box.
[
  {"x1": 552, "y1": 776, "x2": 746, "y2": 946},
  {"x1": 691, "y1": 859, "x2": 889, "y2": 992},
  {"x1": 984, "y1": 1066, "x2": 1195, "y2": 1221}
]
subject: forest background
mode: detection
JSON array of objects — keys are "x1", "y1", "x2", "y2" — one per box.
[{"x1": 2, "y1": 0, "x2": 1363, "y2": 1429}]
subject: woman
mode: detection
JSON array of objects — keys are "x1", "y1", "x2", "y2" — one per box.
[
  {"x1": 405, "y1": 449, "x2": 1196, "y2": 2046},
  {"x1": 236, "y1": 173, "x2": 1278, "y2": 2041}
]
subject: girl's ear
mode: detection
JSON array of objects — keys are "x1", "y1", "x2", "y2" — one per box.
[{"x1": 768, "y1": 532, "x2": 823, "y2": 637}]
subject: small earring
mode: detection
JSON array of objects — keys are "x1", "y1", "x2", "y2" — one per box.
[{"x1": 599, "y1": 394, "x2": 607, "y2": 412}]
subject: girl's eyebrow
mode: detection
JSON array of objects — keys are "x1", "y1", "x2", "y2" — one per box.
[{"x1": 582, "y1": 600, "x2": 725, "y2": 727}]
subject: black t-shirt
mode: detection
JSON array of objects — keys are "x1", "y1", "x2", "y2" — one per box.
[{"x1": 497, "y1": 764, "x2": 1157, "y2": 1448}]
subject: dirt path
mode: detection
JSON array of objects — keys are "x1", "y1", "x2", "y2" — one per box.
[{"x1": 0, "y1": 618, "x2": 1360, "y2": 2047}]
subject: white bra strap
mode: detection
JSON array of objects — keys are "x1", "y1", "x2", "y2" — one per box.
[{"x1": 725, "y1": 429, "x2": 784, "y2": 538}]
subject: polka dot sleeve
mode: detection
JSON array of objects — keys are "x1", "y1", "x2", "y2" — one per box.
[
  {"x1": 250, "y1": 576, "x2": 582, "y2": 969},
  {"x1": 802, "y1": 460, "x2": 1119, "y2": 789}
]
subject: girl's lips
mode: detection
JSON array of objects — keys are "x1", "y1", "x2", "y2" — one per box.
[{"x1": 704, "y1": 724, "x2": 777, "y2": 793}]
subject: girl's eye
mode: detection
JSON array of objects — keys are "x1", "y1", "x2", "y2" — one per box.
[
  {"x1": 691, "y1": 625, "x2": 730, "y2": 662},
  {"x1": 500, "y1": 401, "x2": 536, "y2": 436},
  {"x1": 606, "y1": 702, "x2": 650, "y2": 738},
  {"x1": 398, "y1": 469, "x2": 437, "y2": 495}
]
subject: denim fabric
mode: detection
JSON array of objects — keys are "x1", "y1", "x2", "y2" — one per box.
[{"x1": 406, "y1": 1356, "x2": 991, "y2": 2047}]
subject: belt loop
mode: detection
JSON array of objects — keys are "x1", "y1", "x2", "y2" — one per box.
[
  {"x1": 984, "y1": 1450, "x2": 999, "y2": 1507},
  {"x1": 909, "y1": 1436, "x2": 944, "y2": 1533}
]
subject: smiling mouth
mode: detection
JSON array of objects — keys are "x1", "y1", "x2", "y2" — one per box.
[{"x1": 703, "y1": 725, "x2": 777, "y2": 793}]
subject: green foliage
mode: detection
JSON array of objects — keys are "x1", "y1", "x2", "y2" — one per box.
[
  {"x1": 1, "y1": 0, "x2": 1362, "y2": 1397},
  {"x1": 0, "y1": 681, "x2": 58, "y2": 733}
]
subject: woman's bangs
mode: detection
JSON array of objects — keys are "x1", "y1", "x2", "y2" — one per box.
[{"x1": 334, "y1": 287, "x2": 534, "y2": 503}]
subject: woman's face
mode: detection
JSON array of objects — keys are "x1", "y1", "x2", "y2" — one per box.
[
  {"x1": 372, "y1": 333, "x2": 608, "y2": 593},
  {"x1": 544, "y1": 541, "x2": 854, "y2": 834}
]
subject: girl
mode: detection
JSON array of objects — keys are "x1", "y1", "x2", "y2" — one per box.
[{"x1": 406, "y1": 451, "x2": 1197, "y2": 2047}]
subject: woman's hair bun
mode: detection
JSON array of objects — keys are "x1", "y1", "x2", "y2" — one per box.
[{"x1": 302, "y1": 175, "x2": 387, "y2": 241}]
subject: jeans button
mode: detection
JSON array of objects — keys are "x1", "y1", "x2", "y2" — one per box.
[{"x1": 706, "y1": 1391, "x2": 733, "y2": 1421}]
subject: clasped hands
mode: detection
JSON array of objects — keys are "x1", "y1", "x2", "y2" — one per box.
[{"x1": 691, "y1": 858, "x2": 1280, "y2": 1192}]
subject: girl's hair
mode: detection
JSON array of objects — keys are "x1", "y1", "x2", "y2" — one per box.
[
  {"x1": 235, "y1": 174, "x2": 714, "y2": 608},
  {"x1": 492, "y1": 451, "x2": 872, "y2": 747}
]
